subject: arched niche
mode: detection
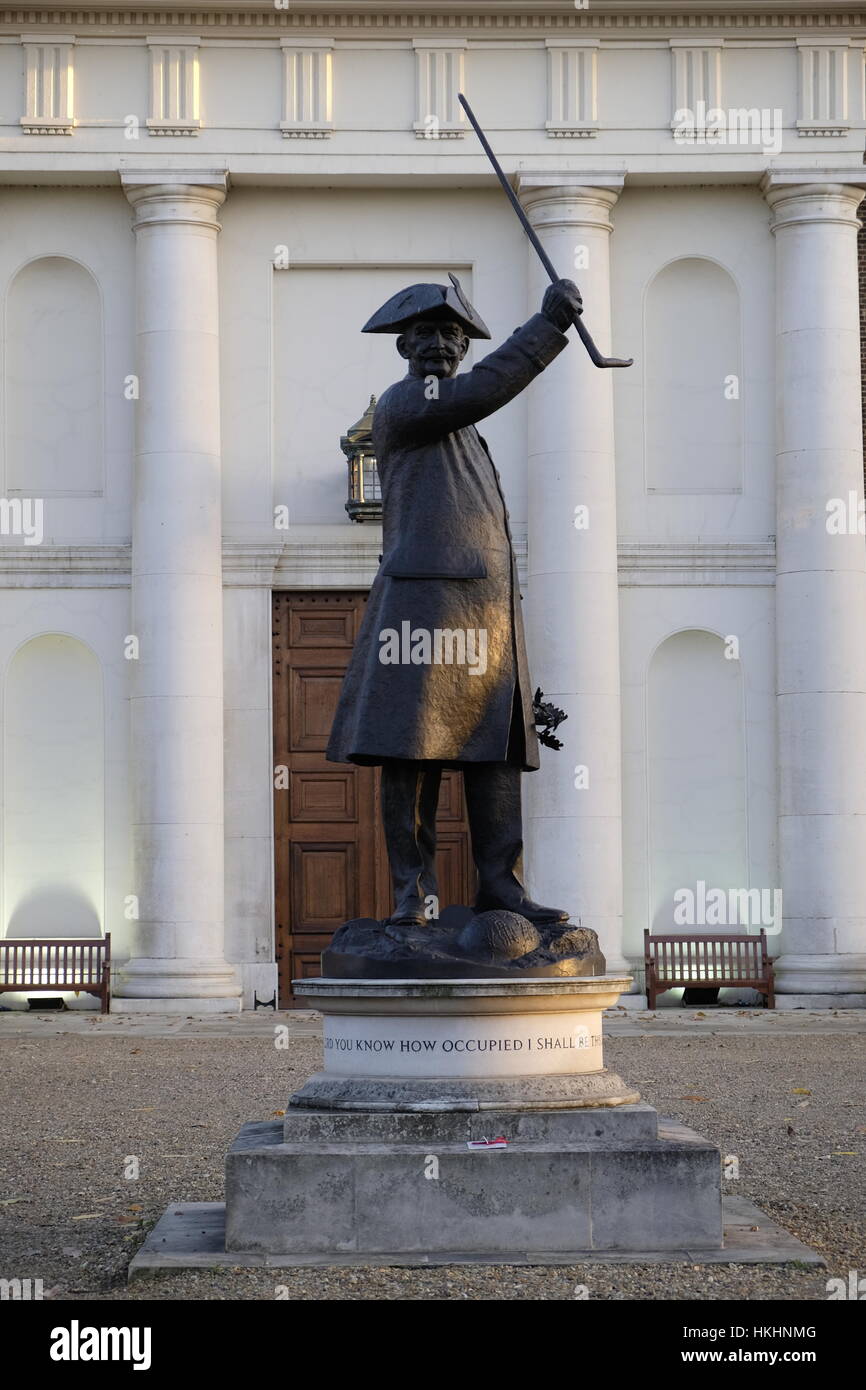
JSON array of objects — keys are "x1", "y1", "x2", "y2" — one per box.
[
  {"x1": 644, "y1": 257, "x2": 742, "y2": 493},
  {"x1": 647, "y1": 629, "x2": 747, "y2": 935},
  {"x1": 5, "y1": 256, "x2": 103, "y2": 495},
  {"x1": 4, "y1": 635, "x2": 104, "y2": 939}
]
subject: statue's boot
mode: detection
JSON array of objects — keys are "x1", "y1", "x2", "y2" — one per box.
[
  {"x1": 380, "y1": 760, "x2": 442, "y2": 927},
  {"x1": 463, "y1": 763, "x2": 570, "y2": 925}
]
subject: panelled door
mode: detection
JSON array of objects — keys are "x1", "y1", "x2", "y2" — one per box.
[{"x1": 273, "y1": 592, "x2": 475, "y2": 1006}]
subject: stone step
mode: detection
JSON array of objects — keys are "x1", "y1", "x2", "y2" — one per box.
[
  {"x1": 276, "y1": 1101, "x2": 660, "y2": 1145},
  {"x1": 225, "y1": 1114, "x2": 722, "y2": 1256}
]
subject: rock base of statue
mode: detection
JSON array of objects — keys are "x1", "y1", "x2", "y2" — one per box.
[
  {"x1": 322, "y1": 904, "x2": 606, "y2": 979},
  {"x1": 220, "y1": 977, "x2": 724, "y2": 1259}
]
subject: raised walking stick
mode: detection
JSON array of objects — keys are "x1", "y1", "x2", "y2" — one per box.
[{"x1": 458, "y1": 92, "x2": 633, "y2": 369}]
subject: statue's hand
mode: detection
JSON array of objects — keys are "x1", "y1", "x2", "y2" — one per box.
[{"x1": 541, "y1": 278, "x2": 583, "y2": 332}]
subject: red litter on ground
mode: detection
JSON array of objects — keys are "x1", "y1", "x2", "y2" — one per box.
[{"x1": 467, "y1": 1137, "x2": 508, "y2": 1149}]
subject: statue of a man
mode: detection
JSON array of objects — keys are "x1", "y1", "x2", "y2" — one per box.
[{"x1": 327, "y1": 274, "x2": 583, "y2": 928}]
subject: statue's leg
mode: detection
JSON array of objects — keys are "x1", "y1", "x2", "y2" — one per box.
[
  {"x1": 463, "y1": 762, "x2": 569, "y2": 925},
  {"x1": 380, "y1": 759, "x2": 442, "y2": 926}
]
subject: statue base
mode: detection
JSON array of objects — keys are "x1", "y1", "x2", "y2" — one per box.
[
  {"x1": 322, "y1": 904, "x2": 606, "y2": 979},
  {"x1": 129, "y1": 976, "x2": 824, "y2": 1271},
  {"x1": 224, "y1": 1106, "x2": 722, "y2": 1257},
  {"x1": 222, "y1": 977, "x2": 723, "y2": 1258}
]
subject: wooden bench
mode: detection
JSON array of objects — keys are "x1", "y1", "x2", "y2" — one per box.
[
  {"x1": 644, "y1": 929, "x2": 774, "y2": 1009},
  {"x1": 0, "y1": 935, "x2": 111, "y2": 1013}
]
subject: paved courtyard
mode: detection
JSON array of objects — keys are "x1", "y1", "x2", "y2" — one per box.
[{"x1": 1, "y1": 1008, "x2": 863, "y2": 1301}]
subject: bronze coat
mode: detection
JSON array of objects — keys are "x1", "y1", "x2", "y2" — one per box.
[{"x1": 326, "y1": 313, "x2": 569, "y2": 770}]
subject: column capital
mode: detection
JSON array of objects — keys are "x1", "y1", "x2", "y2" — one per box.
[
  {"x1": 761, "y1": 173, "x2": 865, "y2": 232},
  {"x1": 121, "y1": 171, "x2": 227, "y2": 230},
  {"x1": 517, "y1": 174, "x2": 624, "y2": 233}
]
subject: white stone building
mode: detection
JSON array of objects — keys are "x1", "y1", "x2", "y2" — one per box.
[{"x1": 1, "y1": 0, "x2": 865, "y2": 1011}]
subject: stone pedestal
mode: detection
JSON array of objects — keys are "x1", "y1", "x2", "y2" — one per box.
[
  {"x1": 131, "y1": 974, "x2": 823, "y2": 1272},
  {"x1": 288, "y1": 976, "x2": 636, "y2": 1109},
  {"x1": 223, "y1": 977, "x2": 723, "y2": 1258},
  {"x1": 225, "y1": 1108, "x2": 721, "y2": 1257}
]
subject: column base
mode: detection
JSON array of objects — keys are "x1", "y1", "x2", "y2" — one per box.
[
  {"x1": 112, "y1": 996, "x2": 243, "y2": 1015},
  {"x1": 114, "y1": 956, "x2": 242, "y2": 1004},
  {"x1": 774, "y1": 952, "x2": 866, "y2": 1001},
  {"x1": 775, "y1": 994, "x2": 866, "y2": 1010},
  {"x1": 602, "y1": 950, "x2": 632, "y2": 977},
  {"x1": 611, "y1": 993, "x2": 649, "y2": 1010}
]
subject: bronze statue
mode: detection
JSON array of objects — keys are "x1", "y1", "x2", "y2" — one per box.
[{"x1": 326, "y1": 273, "x2": 584, "y2": 933}]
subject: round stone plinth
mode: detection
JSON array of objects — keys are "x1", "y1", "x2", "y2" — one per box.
[{"x1": 291, "y1": 976, "x2": 638, "y2": 1112}]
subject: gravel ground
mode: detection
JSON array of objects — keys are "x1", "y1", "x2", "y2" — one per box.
[{"x1": 0, "y1": 1028, "x2": 863, "y2": 1301}]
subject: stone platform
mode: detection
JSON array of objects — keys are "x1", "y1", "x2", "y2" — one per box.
[
  {"x1": 130, "y1": 1191, "x2": 822, "y2": 1275},
  {"x1": 224, "y1": 1106, "x2": 722, "y2": 1256}
]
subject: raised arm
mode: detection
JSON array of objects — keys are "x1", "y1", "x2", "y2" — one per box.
[{"x1": 379, "y1": 280, "x2": 582, "y2": 448}]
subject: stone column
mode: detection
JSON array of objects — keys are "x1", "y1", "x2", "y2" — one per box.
[
  {"x1": 115, "y1": 174, "x2": 241, "y2": 1011},
  {"x1": 518, "y1": 176, "x2": 628, "y2": 976},
  {"x1": 763, "y1": 176, "x2": 866, "y2": 1005}
]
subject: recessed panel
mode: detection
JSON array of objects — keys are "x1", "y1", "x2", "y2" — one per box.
[
  {"x1": 289, "y1": 606, "x2": 356, "y2": 649},
  {"x1": 435, "y1": 833, "x2": 470, "y2": 910},
  {"x1": 291, "y1": 842, "x2": 356, "y2": 929},
  {"x1": 290, "y1": 668, "x2": 345, "y2": 751},
  {"x1": 437, "y1": 771, "x2": 465, "y2": 822},
  {"x1": 290, "y1": 770, "x2": 357, "y2": 822}
]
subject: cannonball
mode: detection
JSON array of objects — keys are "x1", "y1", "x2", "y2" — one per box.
[{"x1": 457, "y1": 910, "x2": 542, "y2": 962}]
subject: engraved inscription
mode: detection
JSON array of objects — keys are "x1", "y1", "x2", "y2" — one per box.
[{"x1": 325, "y1": 1032, "x2": 603, "y2": 1053}]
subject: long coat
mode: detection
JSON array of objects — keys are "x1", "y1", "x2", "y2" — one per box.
[{"x1": 326, "y1": 312, "x2": 569, "y2": 771}]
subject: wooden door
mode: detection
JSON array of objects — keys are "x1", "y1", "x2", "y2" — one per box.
[{"x1": 273, "y1": 591, "x2": 475, "y2": 1005}]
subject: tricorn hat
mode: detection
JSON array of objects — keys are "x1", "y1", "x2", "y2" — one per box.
[{"x1": 362, "y1": 272, "x2": 491, "y2": 339}]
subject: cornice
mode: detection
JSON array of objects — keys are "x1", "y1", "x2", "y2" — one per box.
[
  {"x1": 1, "y1": 7, "x2": 865, "y2": 37},
  {"x1": 618, "y1": 540, "x2": 776, "y2": 586},
  {"x1": 0, "y1": 543, "x2": 131, "y2": 586},
  {"x1": 0, "y1": 538, "x2": 777, "y2": 589}
]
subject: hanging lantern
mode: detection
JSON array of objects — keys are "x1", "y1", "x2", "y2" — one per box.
[{"x1": 341, "y1": 394, "x2": 382, "y2": 523}]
